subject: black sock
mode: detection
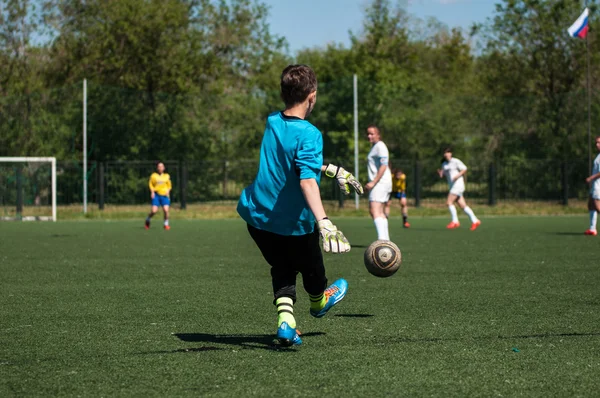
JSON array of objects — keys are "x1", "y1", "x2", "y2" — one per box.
[{"x1": 403, "y1": 215, "x2": 407, "y2": 223}]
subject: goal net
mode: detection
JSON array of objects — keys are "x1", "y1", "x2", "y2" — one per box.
[{"x1": 0, "y1": 157, "x2": 57, "y2": 221}]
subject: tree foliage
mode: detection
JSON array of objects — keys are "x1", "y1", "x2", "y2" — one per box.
[{"x1": 0, "y1": 0, "x2": 598, "y2": 169}]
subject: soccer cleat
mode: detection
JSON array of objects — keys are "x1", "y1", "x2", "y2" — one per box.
[
  {"x1": 584, "y1": 229, "x2": 597, "y2": 236},
  {"x1": 145, "y1": 220, "x2": 150, "y2": 230},
  {"x1": 403, "y1": 222, "x2": 411, "y2": 228},
  {"x1": 470, "y1": 220, "x2": 481, "y2": 231},
  {"x1": 276, "y1": 322, "x2": 302, "y2": 347},
  {"x1": 310, "y1": 279, "x2": 348, "y2": 318},
  {"x1": 446, "y1": 222, "x2": 460, "y2": 229},
  {"x1": 164, "y1": 225, "x2": 171, "y2": 231}
]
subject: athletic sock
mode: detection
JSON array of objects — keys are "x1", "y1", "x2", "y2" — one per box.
[
  {"x1": 590, "y1": 210, "x2": 598, "y2": 231},
  {"x1": 146, "y1": 216, "x2": 151, "y2": 222},
  {"x1": 164, "y1": 219, "x2": 169, "y2": 226},
  {"x1": 374, "y1": 217, "x2": 390, "y2": 240},
  {"x1": 309, "y1": 293, "x2": 326, "y2": 312},
  {"x1": 402, "y1": 214, "x2": 408, "y2": 224},
  {"x1": 275, "y1": 297, "x2": 296, "y2": 328},
  {"x1": 448, "y1": 205, "x2": 458, "y2": 223},
  {"x1": 463, "y1": 206, "x2": 478, "y2": 223}
]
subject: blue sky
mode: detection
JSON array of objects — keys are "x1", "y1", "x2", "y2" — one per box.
[{"x1": 264, "y1": 0, "x2": 498, "y2": 54}]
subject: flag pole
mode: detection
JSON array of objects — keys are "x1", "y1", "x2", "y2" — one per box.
[{"x1": 586, "y1": 2, "x2": 592, "y2": 174}]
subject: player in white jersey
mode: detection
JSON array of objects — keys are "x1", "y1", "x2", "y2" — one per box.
[
  {"x1": 437, "y1": 148, "x2": 481, "y2": 231},
  {"x1": 584, "y1": 136, "x2": 600, "y2": 235},
  {"x1": 365, "y1": 125, "x2": 393, "y2": 240}
]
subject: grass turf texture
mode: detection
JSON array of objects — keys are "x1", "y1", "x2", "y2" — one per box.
[
  {"x1": 2, "y1": 199, "x2": 590, "y2": 221},
  {"x1": 1, "y1": 216, "x2": 599, "y2": 396}
]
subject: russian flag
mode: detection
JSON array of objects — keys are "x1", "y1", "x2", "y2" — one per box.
[{"x1": 568, "y1": 8, "x2": 590, "y2": 39}]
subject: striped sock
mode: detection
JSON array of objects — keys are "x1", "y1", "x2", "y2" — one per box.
[
  {"x1": 309, "y1": 293, "x2": 326, "y2": 311},
  {"x1": 275, "y1": 297, "x2": 296, "y2": 328}
]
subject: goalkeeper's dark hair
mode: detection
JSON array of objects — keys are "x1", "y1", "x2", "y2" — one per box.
[{"x1": 280, "y1": 65, "x2": 317, "y2": 107}]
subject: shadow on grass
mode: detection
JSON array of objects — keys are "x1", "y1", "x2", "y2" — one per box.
[
  {"x1": 166, "y1": 332, "x2": 326, "y2": 352},
  {"x1": 553, "y1": 232, "x2": 586, "y2": 236},
  {"x1": 138, "y1": 346, "x2": 227, "y2": 355},
  {"x1": 335, "y1": 314, "x2": 374, "y2": 318},
  {"x1": 389, "y1": 331, "x2": 600, "y2": 344}
]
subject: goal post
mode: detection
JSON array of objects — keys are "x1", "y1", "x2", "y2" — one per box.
[{"x1": 0, "y1": 157, "x2": 57, "y2": 222}]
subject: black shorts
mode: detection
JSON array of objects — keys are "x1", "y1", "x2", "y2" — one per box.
[{"x1": 247, "y1": 224, "x2": 327, "y2": 302}]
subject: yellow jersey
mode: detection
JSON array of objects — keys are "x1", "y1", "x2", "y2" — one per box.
[
  {"x1": 392, "y1": 173, "x2": 406, "y2": 193},
  {"x1": 149, "y1": 172, "x2": 172, "y2": 196}
]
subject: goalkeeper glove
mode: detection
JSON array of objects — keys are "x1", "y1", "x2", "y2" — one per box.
[
  {"x1": 325, "y1": 164, "x2": 364, "y2": 195},
  {"x1": 317, "y1": 218, "x2": 351, "y2": 253}
]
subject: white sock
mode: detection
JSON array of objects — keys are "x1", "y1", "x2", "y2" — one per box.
[
  {"x1": 448, "y1": 205, "x2": 458, "y2": 223},
  {"x1": 164, "y1": 219, "x2": 169, "y2": 226},
  {"x1": 374, "y1": 217, "x2": 390, "y2": 240},
  {"x1": 463, "y1": 206, "x2": 478, "y2": 223},
  {"x1": 590, "y1": 211, "x2": 597, "y2": 231}
]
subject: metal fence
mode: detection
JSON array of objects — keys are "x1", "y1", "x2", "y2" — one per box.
[
  {"x1": 60, "y1": 158, "x2": 596, "y2": 206},
  {"x1": 0, "y1": 158, "x2": 591, "y2": 215}
]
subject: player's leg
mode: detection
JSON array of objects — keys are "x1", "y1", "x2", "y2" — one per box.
[
  {"x1": 585, "y1": 197, "x2": 599, "y2": 235},
  {"x1": 446, "y1": 193, "x2": 460, "y2": 228},
  {"x1": 247, "y1": 225, "x2": 301, "y2": 346},
  {"x1": 384, "y1": 198, "x2": 392, "y2": 218},
  {"x1": 159, "y1": 195, "x2": 171, "y2": 230},
  {"x1": 297, "y1": 229, "x2": 348, "y2": 319},
  {"x1": 369, "y1": 184, "x2": 391, "y2": 240},
  {"x1": 370, "y1": 200, "x2": 390, "y2": 240},
  {"x1": 400, "y1": 195, "x2": 409, "y2": 228},
  {"x1": 457, "y1": 196, "x2": 481, "y2": 231},
  {"x1": 145, "y1": 204, "x2": 158, "y2": 229},
  {"x1": 162, "y1": 204, "x2": 170, "y2": 230}
]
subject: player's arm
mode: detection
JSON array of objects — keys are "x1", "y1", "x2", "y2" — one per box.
[
  {"x1": 452, "y1": 161, "x2": 468, "y2": 182},
  {"x1": 322, "y1": 164, "x2": 363, "y2": 195},
  {"x1": 166, "y1": 177, "x2": 172, "y2": 196},
  {"x1": 149, "y1": 175, "x2": 156, "y2": 198},
  {"x1": 300, "y1": 179, "x2": 350, "y2": 254},
  {"x1": 372, "y1": 164, "x2": 387, "y2": 185},
  {"x1": 366, "y1": 163, "x2": 388, "y2": 191},
  {"x1": 297, "y1": 131, "x2": 349, "y2": 253},
  {"x1": 453, "y1": 169, "x2": 467, "y2": 182},
  {"x1": 300, "y1": 179, "x2": 327, "y2": 221},
  {"x1": 586, "y1": 172, "x2": 600, "y2": 184},
  {"x1": 437, "y1": 169, "x2": 444, "y2": 178}
]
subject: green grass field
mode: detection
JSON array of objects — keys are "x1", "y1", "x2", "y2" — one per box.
[{"x1": 2, "y1": 216, "x2": 600, "y2": 396}]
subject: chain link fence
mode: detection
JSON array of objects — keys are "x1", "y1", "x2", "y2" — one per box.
[{"x1": 0, "y1": 157, "x2": 591, "y2": 217}]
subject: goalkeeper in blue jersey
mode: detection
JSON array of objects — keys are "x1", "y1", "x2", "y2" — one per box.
[{"x1": 237, "y1": 65, "x2": 363, "y2": 347}]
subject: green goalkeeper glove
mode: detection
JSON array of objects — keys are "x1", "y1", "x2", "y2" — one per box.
[
  {"x1": 325, "y1": 164, "x2": 364, "y2": 195},
  {"x1": 317, "y1": 218, "x2": 351, "y2": 253}
]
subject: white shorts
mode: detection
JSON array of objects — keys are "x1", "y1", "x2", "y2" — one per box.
[
  {"x1": 591, "y1": 182, "x2": 600, "y2": 200},
  {"x1": 449, "y1": 187, "x2": 465, "y2": 197},
  {"x1": 449, "y1": 182, "x2": 465, "y2": 197},
  {"x1": 369, "y1": 183, "x2": 392, "y2": 203}
]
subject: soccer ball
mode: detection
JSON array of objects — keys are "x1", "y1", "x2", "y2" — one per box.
[{"x1": 364, "y1": 240, "x2": 402, "y2": 278}]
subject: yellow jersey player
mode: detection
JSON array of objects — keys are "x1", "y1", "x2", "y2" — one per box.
[
  {"x1": 386, "y1": 169, "x2": 410, "y2": 228},
  {"x1": 145, "y1": 161, "x2": 172, "y2": 230}
]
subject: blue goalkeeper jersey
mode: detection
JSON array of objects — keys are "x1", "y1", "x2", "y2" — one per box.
[{"x1": 237, "y1": 111, "x2": 323, "y2": 236}]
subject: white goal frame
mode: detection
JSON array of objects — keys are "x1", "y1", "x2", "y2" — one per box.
[{"x1": 0, "y1": 157, "x2": 57, "y2": 222}]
